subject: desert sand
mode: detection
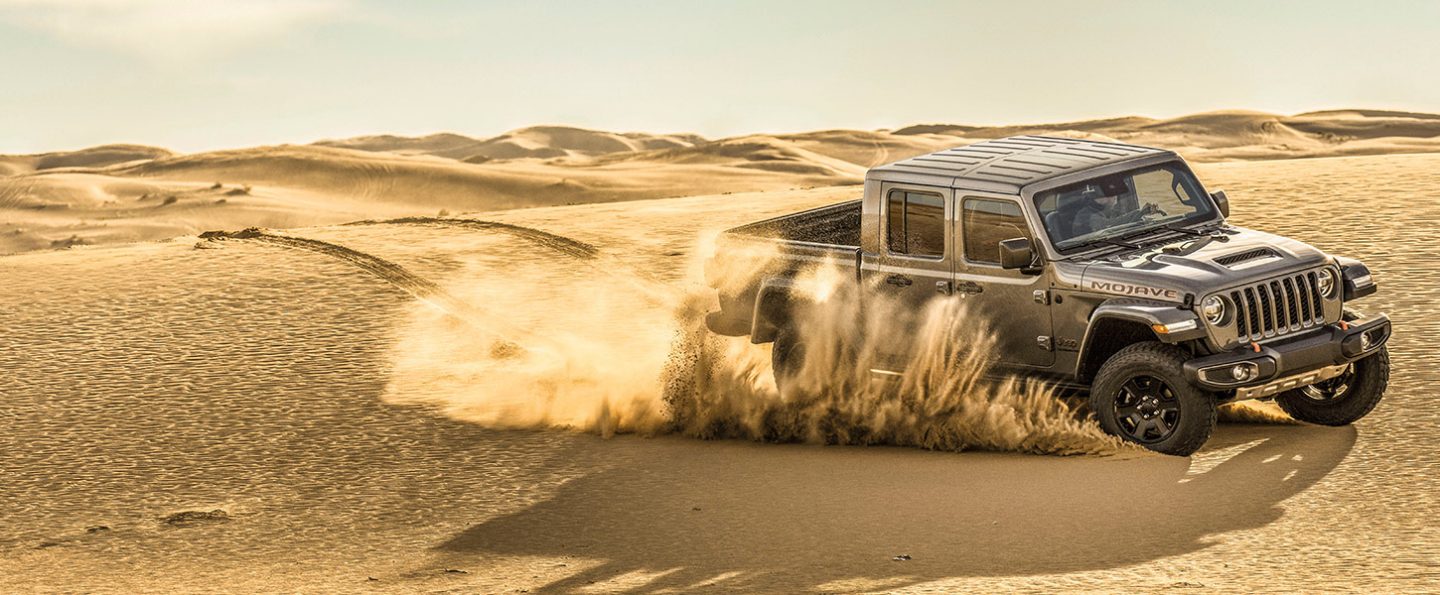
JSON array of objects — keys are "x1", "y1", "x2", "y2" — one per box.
[{"x1": 1, "y1": 113, "x2": 1437, "y2": 592}]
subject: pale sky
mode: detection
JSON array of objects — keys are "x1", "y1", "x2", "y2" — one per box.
[{"x1": 3, "y1": 0, "x2": 1438, "y2": 153}]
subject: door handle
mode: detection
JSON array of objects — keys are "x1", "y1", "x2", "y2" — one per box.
[
  {"x1": 956, "y1": 281, "x2": 984, "y2": 294},
  {"x1": 885, "y1": 274, "x2": 913, "y2": 287}
]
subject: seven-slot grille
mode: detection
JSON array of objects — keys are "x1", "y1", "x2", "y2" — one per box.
[{"x1": 1228, "y1": 270, "x2": 1327, "y2": 341}]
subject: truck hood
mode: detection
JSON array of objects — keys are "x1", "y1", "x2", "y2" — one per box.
[{"x1": 1078, "y1": 226, "x2": 1332, "y2": 303}]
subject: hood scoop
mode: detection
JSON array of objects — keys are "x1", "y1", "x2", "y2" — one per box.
[{"x1": 1215, "y1": 247, "x2": 1280, "y2": 267}]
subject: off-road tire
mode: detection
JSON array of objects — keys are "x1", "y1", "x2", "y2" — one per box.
[
  {"x1": 1276, "y1": 346, "x2": 1388, "y2": 426},
  {"x1": 1091, "y1": 342, "x2": 1218, "y2": 456}
]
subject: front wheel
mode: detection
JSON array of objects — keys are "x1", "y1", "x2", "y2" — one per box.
[
  {"x1": 1090, "y1": 342, "x2": 1218, "y2": 456},
  {"x1": 1275, "y1": 346, "x2": 1389, "y2": 426}
]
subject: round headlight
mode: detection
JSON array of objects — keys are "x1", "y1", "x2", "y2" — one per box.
[
  {"x1": 1202, "y1": 295, "x2": 1226, "y2": 324},
  {"x1": 1317, "y1": 269, "x2": 1337, "y2": 298}
]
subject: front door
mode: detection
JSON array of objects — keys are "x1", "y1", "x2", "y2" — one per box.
[
  {"x1": 955, "y1": 194, "x2": 1055, "y2": 368},
  {"x1": 861, "y1": 182, "x2": 954, "y2": 369}
]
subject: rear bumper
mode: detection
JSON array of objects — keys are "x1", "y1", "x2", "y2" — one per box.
[{"x1": 1183, "y1": 313, "x2": 1391, "y2": 396}]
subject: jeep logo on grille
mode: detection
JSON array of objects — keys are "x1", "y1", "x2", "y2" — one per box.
[{"x1": 1089, "y1": 280, "x2": 1180, "y2": 300}]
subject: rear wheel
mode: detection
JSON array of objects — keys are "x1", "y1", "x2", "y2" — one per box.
[
  {"x1": 771, "y1": 326, "x2": 807, "y2": 398},
  {"x1": 1091, "y1": 342, "x2": 1217, "y2": 456},
  {"x1": 1276, "y1": 346, "x2": 1388, "y2": 426}
]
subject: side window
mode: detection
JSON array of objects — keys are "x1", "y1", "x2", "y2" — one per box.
[
  {"x1": 963, "y1": 198, "x2": 1029, "y2": 265},
  {"x1": 885, "y1": 189, "x2": 945, "y2": 258}
]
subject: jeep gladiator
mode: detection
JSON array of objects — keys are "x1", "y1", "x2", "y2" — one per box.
[{"x1": 703, "y1": 135, "x2": 1390, "y2": 455}]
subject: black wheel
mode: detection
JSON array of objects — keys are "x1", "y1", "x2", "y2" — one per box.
[
  {"x1": 1091, "y1": 342, "x2": 1217, "y2": 456},
  {"x1": 771, "y1": 326, "x2": 807, "y2": 397},
  {"x1": 1276, "y1": 346, "x2": 1388, "y2": 426}
]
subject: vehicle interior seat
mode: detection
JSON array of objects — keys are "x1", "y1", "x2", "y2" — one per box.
[{"x1": 1048, "y1": 191, "x2": 1088, "y2": 241}]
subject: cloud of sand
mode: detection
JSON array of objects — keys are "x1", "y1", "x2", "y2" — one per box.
[
  {"x1": 379, "y1": 239, "x2": 1128, "y2": 456},
  {"x1": 1218, "y1": 400, "x2": 1298, "y2": 424},
  {"x1": 379, "y1": 262, "x2": 676, "y2": 437},
  {"x1": 661, "y1": 260, "x2": 1127, "y2": 455}
]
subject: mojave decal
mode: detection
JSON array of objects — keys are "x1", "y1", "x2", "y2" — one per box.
[{"x1": 1088, "y1": 280, "x2": 1181, "y2": 301}]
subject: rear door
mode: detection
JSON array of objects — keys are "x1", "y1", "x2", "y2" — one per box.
[
  {"x1": 956, "y1": 194, "x2": 1055, "y2": 368},
  {"x1": 861, "y1": 182, "x2": 954, "y2": 367}
]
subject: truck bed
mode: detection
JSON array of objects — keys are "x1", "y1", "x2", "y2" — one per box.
[{"x1": 725, "y1": 199, "x2": 861, "y2": 248}]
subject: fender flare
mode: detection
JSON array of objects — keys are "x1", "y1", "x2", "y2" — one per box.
[
  {"x1": 750, "y1": 276, "x2": 802, "y2": 344},
  {"x1": 1335, "y1": 256, "x2": 1377, "y2": 300},
  {"x1": 1077, "y1": 298, "x2": 1206, "y2": 374}
]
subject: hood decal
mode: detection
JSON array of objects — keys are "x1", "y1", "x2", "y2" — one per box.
[{"x1": 1088, "y1": 280, "x2": 1181, "y2": 301}]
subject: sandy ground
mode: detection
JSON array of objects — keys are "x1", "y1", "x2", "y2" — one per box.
[{"x1": 1, "y1": 136, "x2": 1438, "y2": 591}]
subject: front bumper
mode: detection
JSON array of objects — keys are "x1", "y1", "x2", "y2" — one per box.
[{"x1": 1183, "y1": 313, "x2": 1391, "y2": 396}]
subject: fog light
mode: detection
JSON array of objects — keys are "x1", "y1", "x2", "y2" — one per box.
[
  {"x1": 1232, "y1": 364, "x2": 1256, "y2": 381},
  {"x1": 1361, "y1": 332, "x2": 1373, "y2": 350}
]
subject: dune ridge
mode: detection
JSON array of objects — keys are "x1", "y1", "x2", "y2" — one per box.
[
  {"x1": 315, "y1": 126, "x2": 709, "y2": 162},
  {"x1": 0, "y1": 144, "x2": 173, "y2": 176},
  {"x1": 896, "y1": 109, "x2": 1440, "y2": 159},
  {"x1": 314, "y1": 109, "x2": 1440, "y2": 164}
]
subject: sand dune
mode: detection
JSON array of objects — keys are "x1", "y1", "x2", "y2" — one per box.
[
  {"x1": 768, "y1": 129, "x2": 965, "y2": 168},
  {"x1": 897, "y1": 109, "x2": 1440, "y2": 161},
  {"x1": 115, "y1": 142, "x2": 857, "y2": 205},
  {"x1": 5, "y1": 109, "x2": 1440, "y2": 255},
  {"x1": 315, "y1": 110, "x2": 1440, "y2": 166},
  {"x1": 316, "y1": 126, "x2": 708, "y2": 161},
  {"x1": 0, "y1": 144, "x2": 172, "y2": 176},
  {"x1": 311, "y1": 132, "x2": 488, "y2": 159},
  {"x1": 589, "y1": 134, "x2": 869, "y2": 178},
  {"x1": 470, "y1": 126, "x2": 708, "y2": 161},
  {"x1": 0, "y1": 143, "x2": 850, "y2": 254},
  {"x1": 589, "y1": 130, "x2": 963, "y2": 173},
  {"x1": 0, "y1": 170, "x2": 408, "y2": 254}
]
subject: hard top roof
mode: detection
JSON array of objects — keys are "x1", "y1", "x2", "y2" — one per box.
[{"x1": 869, "y1": 135, "x2": 1174, "y2": 190}]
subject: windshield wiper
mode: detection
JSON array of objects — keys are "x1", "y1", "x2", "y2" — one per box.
[
  {"x1": 1067, "y1": 237, "x2": 1139, "y2": 252},
  {"x1": 1113, "y1": 219, "x2": 1186, "y2": 242},
  {"x1": 1061, "y1": 217, "x2": 1209, "y2": 254},
  {"x1": 1161, "y1": 223, "x2": 1208, "y2": 237}
]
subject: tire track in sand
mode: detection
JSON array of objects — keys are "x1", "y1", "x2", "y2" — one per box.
[
  {"x1": 353, "y1": 216, "x2": 674, "y2": 305},
  {"x1": 346, "y1": 217, "x2": 599, "y2": 260},
  {"x1": 200, "y1": 228, "x2": 442, "y2": 297},
  {"x1": 196, "y1": 228, "x2": 540, "y2": 344}
]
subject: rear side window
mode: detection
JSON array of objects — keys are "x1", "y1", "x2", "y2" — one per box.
[
  {"x1": 885, "y1": 189, "x2": 945, "y2": 258},
  {"x1": 963, "y1": 199, "x2": 1028, "y2": 264}
]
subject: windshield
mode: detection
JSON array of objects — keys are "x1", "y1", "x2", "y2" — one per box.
[{"x1": 1034, "y1": 163, "x2": 1217, "y2": 252}]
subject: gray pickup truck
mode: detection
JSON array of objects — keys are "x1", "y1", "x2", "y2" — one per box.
[{"x1": 703, "y1": 136, "x2": 1390, "y2": 455}]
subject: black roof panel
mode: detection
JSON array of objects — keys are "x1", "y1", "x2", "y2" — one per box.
[{"x1": 870, "y1": 135, "x2": 1173, "y2": 189}]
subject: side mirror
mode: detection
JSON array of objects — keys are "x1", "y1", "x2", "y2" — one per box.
[
  {"x1": 999, "y1": 237, "x2": 1035, "y2": 270},
  {"x1": 1211, "y1": 190, "x2": 1230, "y2": 218}
]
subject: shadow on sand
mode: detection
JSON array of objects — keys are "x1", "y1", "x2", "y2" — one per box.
[{"x1": 435, "y1": 423, "x2": 1355, "y2": 592}]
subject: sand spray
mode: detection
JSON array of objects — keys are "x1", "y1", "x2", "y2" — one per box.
[{"x1": 380, "y1": 236, "x2": 1132, "y2": 455}]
